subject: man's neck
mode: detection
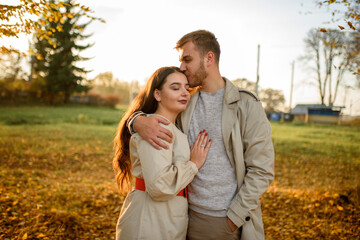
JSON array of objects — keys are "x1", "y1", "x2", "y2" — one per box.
[{"x1": 200, "y1": 73, "x2": 225, "y2": 93}]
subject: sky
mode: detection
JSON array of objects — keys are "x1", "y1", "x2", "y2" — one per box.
[{"x1": 2, "y1": 0, "x2": 360, "y2": 115}]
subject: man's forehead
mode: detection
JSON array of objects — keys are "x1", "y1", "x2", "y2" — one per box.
[
  {"x1": 179, "y1": 51, "x2": 192, "y2": 60},
  {"x1": 179, "y1": 43, "x2": 196, "y2": 59}
]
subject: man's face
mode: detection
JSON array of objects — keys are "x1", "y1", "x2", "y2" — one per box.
[{"x1": 178, "y1": 41, "x2": 208, "y2": 88}]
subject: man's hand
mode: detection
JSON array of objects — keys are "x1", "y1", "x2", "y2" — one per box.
[
  {"x1": 134, "y1": 115, "x2": 173, "y2": 150},
  {"x1": 227, "y1": 217, "x2": 237, "y2": 232}
]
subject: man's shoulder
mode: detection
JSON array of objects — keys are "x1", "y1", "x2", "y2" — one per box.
[
  {"x1": 237, "y1": 88, "x2": 260, "y2": 102},
  {"x1": 223, "y1": 78, "x2": 259, "y2": 102}
]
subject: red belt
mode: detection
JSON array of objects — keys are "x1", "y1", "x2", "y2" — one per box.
[{"x1": 135, "y1": 177, "x2": 188, "y2": 198}]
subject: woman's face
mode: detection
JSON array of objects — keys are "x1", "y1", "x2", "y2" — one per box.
[{"x1": 155, "y1": 72, "x2": 190, "y2": 114}]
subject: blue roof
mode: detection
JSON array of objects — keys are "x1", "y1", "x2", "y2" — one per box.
[{"x1": 291, "y1": 104, "x2": 344, "y2": 115}]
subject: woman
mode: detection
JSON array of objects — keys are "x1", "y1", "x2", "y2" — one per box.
[{"x1": 113, "y1": 66, "x2": 211, "y2": 240}]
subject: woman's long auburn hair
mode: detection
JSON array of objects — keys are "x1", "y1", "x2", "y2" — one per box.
[{"x1": 113, "y1": 66, "x2": 183, "y2": 195}]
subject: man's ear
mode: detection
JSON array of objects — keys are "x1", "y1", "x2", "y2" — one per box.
[
  {"x1": 154, "y1": 89, "x2": 161, "y2": 102},
  {"x1": 205, "y1": 51, "x2": 215, "y2": 66}
]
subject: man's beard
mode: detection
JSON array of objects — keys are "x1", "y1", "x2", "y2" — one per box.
[{"x1": 189, "y1": 60, "x2": 208, "y2": 88}]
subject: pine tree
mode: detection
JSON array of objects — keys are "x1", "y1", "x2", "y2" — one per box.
[{"x1": 32, "y1": 0, "x2": 93, "y2": 104}]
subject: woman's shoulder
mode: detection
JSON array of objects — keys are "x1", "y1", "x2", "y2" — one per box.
[
  {"x1": 132, "y1": 114, "x2": 186, "y2": 147},
  {"x1": 147, "y1": 113, "x2": 178, "y2": 133}
]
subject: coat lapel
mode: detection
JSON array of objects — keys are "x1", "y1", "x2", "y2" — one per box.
[
  {"x1": 222, "y1": 79, "x2": 241, "y2": 161},
  {"x1": 180, "y1": 91, "x2": 199, "y2": 135}
]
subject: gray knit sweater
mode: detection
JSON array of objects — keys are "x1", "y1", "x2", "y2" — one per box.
[{"x1": 187, "y1": 87, "x2": 237, "y2": 217}]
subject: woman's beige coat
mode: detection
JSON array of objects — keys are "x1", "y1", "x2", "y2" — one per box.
[
  {"x1": 179, "y1": 79, "x2": 275, "y2": 240},
  {"x1": 116, "y1": 117, "x2": 198, "y2": 240}
]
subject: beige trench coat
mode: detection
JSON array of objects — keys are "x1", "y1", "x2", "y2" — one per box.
[
  {"x1": 178, "y1": 78, "x2": 275, "y2": 240},
  {"x1": 116, "y1": 116, "x2": 198, "y2": 240}
]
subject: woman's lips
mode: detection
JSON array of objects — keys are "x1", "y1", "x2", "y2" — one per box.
[{"x1": 178, "y1": 100, "x2": 188, "y2": 104}]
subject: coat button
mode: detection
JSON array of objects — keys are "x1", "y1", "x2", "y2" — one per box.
[{"x1": 245, "y1": 216, "x2": 251, "y2": 221}]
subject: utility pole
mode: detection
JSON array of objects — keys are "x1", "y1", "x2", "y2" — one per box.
[
  {"x1": 289, "y1": 61, "x2": 295, "y2": 112},
  {"x1": 29, "y1": 55, "x2": 35, "y2": 81},
  {"x1": 255, "y1": 44, "x2": 260, "y2": 96}
]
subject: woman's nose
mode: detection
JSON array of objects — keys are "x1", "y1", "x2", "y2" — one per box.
[{"x1": 182, "y1": 88, "x2": 190, "y2": 96}]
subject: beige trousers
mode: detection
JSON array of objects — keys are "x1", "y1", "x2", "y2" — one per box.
[{"x1": 187, "y1": 209, "x2": 241, "y2": 240}]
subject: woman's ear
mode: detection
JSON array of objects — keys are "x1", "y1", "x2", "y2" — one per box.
[{"x1": 154, "y1": 89, "x2": 161, "y2": 102}]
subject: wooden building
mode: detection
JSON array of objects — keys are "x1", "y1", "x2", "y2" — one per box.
[{"x1": 290, "y1": 104, "x2": 344, "y2": 124}]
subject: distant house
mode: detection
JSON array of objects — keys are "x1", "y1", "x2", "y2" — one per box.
[{"x1": 290, "y1": 104, "x2": 344, "y2": 124}]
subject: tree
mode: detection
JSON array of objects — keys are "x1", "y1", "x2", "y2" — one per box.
[
  {"x1": 32, "y1": 0, "x2": 93, "y2": 104},
  {"x1": 259, "y1": 88, "x2": 286, "y2": 113},
  {"x1": 316, "y1": 0, "x2": 360, "y2": 75},
  {"x1": 344, "y1": 30, "x2": 360, "y2": 76},
  {"x1": 93, "y1": 72, "x2": 115, "y2": 88},
  {"x1": 232, "y1": 78, "x2": 256, "y2": 92},
  {"x1": 317, "y1": 0, "x2": 359, "y2": 31},
  {"x1": 91, "y1": 72, "x2": 129, "y2": 104},
  {"x1": 232, "y1": 78, "x2": 286, "y2": 112},
  {"x1": 0, "y1": 52, "x2": 28, "y2": 99},
  {"x1": 0, "y1": 0, "x2": 103, "y2": 55},
  {"x1": 0, "y1": 52, "x2": 25, "y2": 81},
  {"x1": 301, "y1": 28, "x2": 352, "y2": 105}
]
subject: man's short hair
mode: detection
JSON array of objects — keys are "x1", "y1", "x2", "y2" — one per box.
[{"x1": 175, "y1": 30, "x2": 221, "y2": 64}]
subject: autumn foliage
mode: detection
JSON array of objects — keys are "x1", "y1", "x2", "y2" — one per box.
[
  {"x1": 0, "y1": 107, "x2": 359, "y2": 239},
  {"x1": 0, "y1": 0, "x2": 104, "y2": 54},
  {"x1": 317, "y1": 0, "x2": 360, "y2": 75}
]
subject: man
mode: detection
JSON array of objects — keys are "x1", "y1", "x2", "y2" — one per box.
[{"x1": 128, "y1": 30, "x2": 274, "y2": 240}]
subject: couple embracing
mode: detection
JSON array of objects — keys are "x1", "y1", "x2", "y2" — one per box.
[{"x1": 113, "y1": 30, "x2": 274, "y2": 240}]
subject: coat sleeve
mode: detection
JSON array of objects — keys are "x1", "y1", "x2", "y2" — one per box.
[
  {"x1": 126, "y1": 111, "x2": 146, "y2": 135},
  {"x1": 136, "y1": 124, "x2": 198, "y2": 201},
  {"x1": 227, "y1": 98, "x2": 275, "y2": 227}
]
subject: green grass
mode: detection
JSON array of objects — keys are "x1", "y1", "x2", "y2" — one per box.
[
  {"x1": 0, "y1": 106, "x2": 359, "y2": 239},
  {"x1": 271, "y1": 122, "x2": 360, "y2": 194},
  {"x1": 0, "y1": 105, "x2": 127, "y2": 125}
]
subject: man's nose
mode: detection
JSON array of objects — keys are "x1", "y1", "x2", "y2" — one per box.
[{"x1": 180, "y1": 63, "x2": 186, "y2": 71}]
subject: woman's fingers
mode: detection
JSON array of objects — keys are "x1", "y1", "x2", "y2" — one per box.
[
  {"x1": 204, "y1": 139, "x2": 211, "y2": 152},
  {"x1": 201, "y1": 132, "x2": 208, "y2": 148},
  {"x1": 194, "y1": 130, "x2": 210, "y2": 149},
  {"x1": 196, "y1": 130, "x2": 205, "y2": 147},
  {"x1": 190, "y1": 130, "x2": 212, "y2": 169}
]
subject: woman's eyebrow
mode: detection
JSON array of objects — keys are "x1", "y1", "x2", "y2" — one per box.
[{"x1": 169, "y1": 82, "x2": 181, "y2": 86}]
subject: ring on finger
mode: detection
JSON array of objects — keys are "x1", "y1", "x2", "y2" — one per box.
[{"x1": 200, "y1": 144, "x2": 204, "y2": 148}]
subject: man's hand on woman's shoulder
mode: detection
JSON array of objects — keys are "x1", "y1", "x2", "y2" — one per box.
[{"x1": 134, "y1": 115, "x2": 173, "y2": 150}]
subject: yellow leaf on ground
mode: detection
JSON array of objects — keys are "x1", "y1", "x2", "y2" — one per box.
[
  {"x1": 22, "y1": 233, "x2": 28, "y2": 239},
  {"x1": 37, "y1": 233, "x2": 45, "y2": 238},
  {"x1": 337, "y1": 205, "x2": 343, "y2": 211}
]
